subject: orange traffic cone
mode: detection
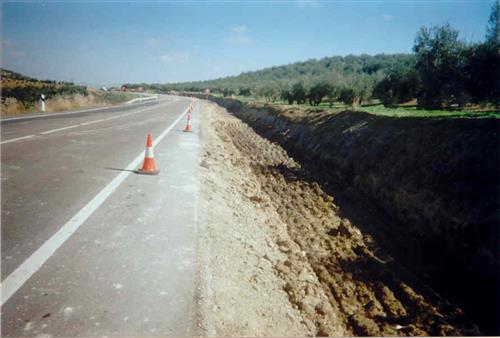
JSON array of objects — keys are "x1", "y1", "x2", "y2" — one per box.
[
  {"x1": 137, "y1": 133, "x2": 159, "y2": 175},
  {"x1": 183, "y1": 113, "x2": 193, "y2": 132}
]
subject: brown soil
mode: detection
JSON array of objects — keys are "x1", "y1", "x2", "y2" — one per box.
[
  {"x1": 197, "y1": 102, "x2": 479, "y2": 336},
  {"x1": 196, "y1": 95, "x2": 500, "y2": 335}
]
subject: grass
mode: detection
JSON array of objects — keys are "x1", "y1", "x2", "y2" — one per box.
[
  {"x1": 360, "y1": 105, "x2": 500, "y2": 119},
  {"x1": 212, "y1": 94, "x2": 500, "y2": 119}
]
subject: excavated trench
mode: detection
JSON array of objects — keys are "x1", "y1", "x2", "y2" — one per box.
[{"x1": 195, "y1": 95, "x2": 500, "y2": 335}]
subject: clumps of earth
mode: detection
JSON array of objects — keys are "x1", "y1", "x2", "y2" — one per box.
[{"x1": 198, "y1": 102, "x2": 480, "y2": 336}]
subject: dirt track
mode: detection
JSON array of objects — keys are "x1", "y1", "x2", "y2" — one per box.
[{"x1": 197, "y1": 102, "x2": 479, "y2": 336}]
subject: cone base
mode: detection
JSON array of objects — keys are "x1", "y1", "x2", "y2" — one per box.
[
  {"x1": 136, "y1": 169, "x2": 160, "y2": 175},
  {"x1": 183, "y1": 127, "x2": 193, "y2": 132}
]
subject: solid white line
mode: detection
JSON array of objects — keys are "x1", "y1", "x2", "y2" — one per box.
[
  {"x1": 2, "y1": 106, "x2": 109, "y2": 122},
  {"x1": 1, "y1": 98, "x2": 181, "y2": 144},
  {"x1": 80, "y1": 119, "x2": 106, "y2": 126},
  {"x1": 0, "y1": 95, "x2": 182, "y2": 123},
  {"x1": 0, "y1": 135, "x2": 35, "y2": 145},
  {"x1": 0, "y1": 96, "x2": 164, "y2": 123},
  {"x1": 0, "y1": 104, "x2": 190, "y2": 306},
  {"x1": 40, "y1": 124, "x2": 79, "y2": 135},
  {"x1": 38, "y1": 104, "x2": 165, "y2": 136}
]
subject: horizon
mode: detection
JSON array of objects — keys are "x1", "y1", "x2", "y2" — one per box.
[{"x1": 1, "y1": 0, "x2": 494, "y2": 87}]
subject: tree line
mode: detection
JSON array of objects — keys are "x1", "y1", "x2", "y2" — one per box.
[{"x1": 126, "y1": 1, "x2": 499, "y2": 110}]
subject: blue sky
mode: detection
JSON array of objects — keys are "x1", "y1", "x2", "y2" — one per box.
[{"x1": 1, "y1": 0, "x2": 495, "y2": 86}]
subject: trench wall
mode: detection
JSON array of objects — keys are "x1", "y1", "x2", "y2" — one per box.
[{"x1": 196, "y1": 95, "x2": 500, "y2": 333}]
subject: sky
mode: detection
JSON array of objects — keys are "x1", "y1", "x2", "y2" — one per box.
[{"x1": 1, "y1": 0, "x2": 495, "y2": 86}]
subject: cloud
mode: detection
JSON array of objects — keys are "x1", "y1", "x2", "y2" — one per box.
[
  {"x1": 226, "y1": 24, "x2": 253, "y2": 46},
  {"x1": 145, "y1": 37, "x2": 162, "y2": 47},
  {"x1": 161, "y1": 52, "x2": 190, "y2": 63},
  {"x1": 382, "y1": 14, "x2": 394, "y2": 21},
  {"x1": 231, "y1": 25, "x2": 248, "y2": 34},
  {"x1": 296, "y1": 0, "x2": 321, "y2": 9},
  {"x1": 213, "y1": 65, "x2": 222, "y2": 73},
  {"x1": 2, "y1": 38, "x2": 28, "y2": 49},
  {"x1": 9, "y1": 51, "x2": 27, "y2": 58},
  {"x1": 227, "y1": 35, "x2": 253, "y2": 46},
  {"x1": 2, "y1": 39, "x2": 13, "y2": 48},
  {"x1": 2, "y1": 39, "x2": 30, "y2": 61}
]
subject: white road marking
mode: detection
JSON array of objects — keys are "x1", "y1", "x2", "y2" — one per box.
[
  {"x1": 40, "y1": 124, "x2": 80, "y2": 135},
  {"x1": 38, "y1": 104, "x2": 164, "y2": 136},
  {"x1": 80, "y1": 119, "x2": 106, "y2": 126},
  {"x1": 1, "y1": 99, "x2": 177, "y2": 144},
  {"x1": 0, "y1": 96, "x2": 172, "y2": 122},
  {"x1": 0, "y1": 135, "x2": 35, "y2": 145},
  {"x1": 0, "y1": 103, "x2": 191, "y2": 306},
  {"x1": 1, "y1": 106, "x2": 109, "y2": 122}
]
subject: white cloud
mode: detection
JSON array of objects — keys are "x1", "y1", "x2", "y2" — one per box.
[
  {"x1": 2, "y1": 39, "x2": 30, "y2": 61},
  {"x1": 227, "y1": 35, "x2": 253, "y2": 46},
  {"x1": 2, "y1": 39, "x2": 28, "y2": 50},
  {"x1": 296, "y1": 0, "x2": 321, "y2": 9},
  {"x1": 145, "y1": 37, "x2": 162, "y2": 47},
  {"x1": 2, "y1": 39, "x2": 13, "y2": 48},
  {"x1": 231, "y1": 25, "x2": 248, "y2": 34},
  {"x1": 161, "y1": 52, "x2": 190, "y2": 63},
  {"x1": 237, "y1": 64, "x2": 249, "y2": 72},
  {"x1": 226, "y1": 24, "x2": 253, "y2": 46},
  {"x1": 9, "y1": 51, "x2": 27, "y2": 58},
  {"x1": 382, "y1": 14, "x2": 394, "y2": 21}
]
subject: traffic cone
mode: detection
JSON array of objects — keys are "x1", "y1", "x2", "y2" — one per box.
[
  {"x1": 183, "y1": 113, "x2": 193, "y2": 132},
  {"x1": 137, "y1": 133, "x2": 159, "y2": 175}
]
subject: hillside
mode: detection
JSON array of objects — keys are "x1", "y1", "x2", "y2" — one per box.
[
  {"x1": 127, "y1": 15, "x2": 499, "y2": 112},
  {"x1": 1, "y1": 68, "x2": 88, "y2": 104},
  {"x1": 0, "y1": 69, "x2": 137, "y2": 117},
  {"x1": 166, "y1": 53, "x2": 414, "y2": 92},
  {"x1": 125, "y1": 53, "x2": 414, "y2": 98}
]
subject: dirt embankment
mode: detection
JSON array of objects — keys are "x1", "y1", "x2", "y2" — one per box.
[
  {"x1": 197, "y1": 102, "x2": 480, "y2": 336},
  {"x1": 196, "y1": 95, "x2": 500, "y2": 335}
]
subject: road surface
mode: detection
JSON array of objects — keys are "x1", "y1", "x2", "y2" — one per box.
[{"x1": 1, "y1": 95, "x2": 201, "y2": 336}]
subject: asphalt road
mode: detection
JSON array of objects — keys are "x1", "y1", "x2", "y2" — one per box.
[{"x1": 1, "y1": 95, "x2": 201, "y2": 336}]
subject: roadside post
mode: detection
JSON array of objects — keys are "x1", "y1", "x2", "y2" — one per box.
[{"x1": 40, "y1": 94, "x2": 46, "y2": 112}]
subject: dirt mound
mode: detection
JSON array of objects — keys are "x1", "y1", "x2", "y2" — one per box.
[
  {"x1": 198, "y1": 102, "x2": 479, "y2": 336},
  {"x1": 195, "y1": 95, "x2": 500, "y2": 335}
]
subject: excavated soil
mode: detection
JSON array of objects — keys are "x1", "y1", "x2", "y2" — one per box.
[{"x1": 197, "y1": 102, "x2": 479, "y2": 336}]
